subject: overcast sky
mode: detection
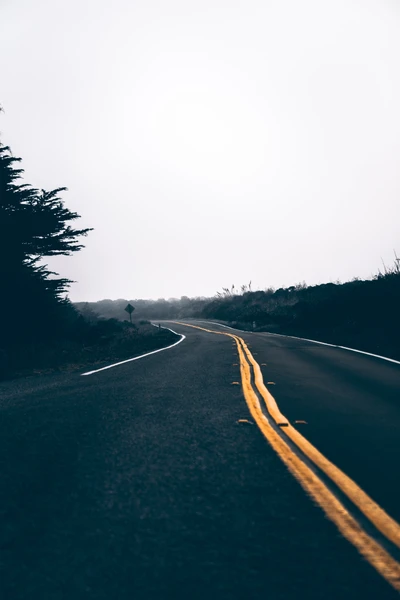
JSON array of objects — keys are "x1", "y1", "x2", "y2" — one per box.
[{"x1": 1, "y1": 0, "x2": 399, "y2": 300}]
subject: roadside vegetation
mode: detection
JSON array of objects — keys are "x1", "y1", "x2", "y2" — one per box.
[
  {"x1": 202, "y1": 263, "x2": 400, "y2": 360},
  {"x1": 0, "y1": 115, "x2": 178, "y2": 380},
  {"x1": 2, "y1": 318, "x2": 178, "y2": 379},
  {"x1": 84, "y1": 260, "x2": 400, "y2": 362}
]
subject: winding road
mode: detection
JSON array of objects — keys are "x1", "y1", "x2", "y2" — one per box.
[{"x1": 1, "y1": 319, "x2": 399, "y2": 599}]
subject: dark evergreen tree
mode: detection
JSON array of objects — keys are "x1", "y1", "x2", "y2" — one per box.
[{"x1": 0, "y1": 138, "x2": 92, "y2": 349}]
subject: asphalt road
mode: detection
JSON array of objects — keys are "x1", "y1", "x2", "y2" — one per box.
[{"x1": 1, "y1": 319, "x2": 399, "y2": 599}]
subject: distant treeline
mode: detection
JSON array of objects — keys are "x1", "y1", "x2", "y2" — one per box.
[
  {"x1": 75, "y1": 296, "x2": 208, "y2": 322},
  {"x1": 81, "y1": 262, "x2": 400, "y2": 361}
]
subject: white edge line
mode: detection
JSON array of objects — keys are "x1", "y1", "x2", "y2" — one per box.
[
  {"x1": 197, "y1": 320, "x2": 400, "y2": 366},
  {"x1": 80, "y1": 326, "x2": 186, "y2": 376}
]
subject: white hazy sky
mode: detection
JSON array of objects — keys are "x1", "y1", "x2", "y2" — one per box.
[{"x1": 1, "y1": 0, "x2": 399, "y2": 300}]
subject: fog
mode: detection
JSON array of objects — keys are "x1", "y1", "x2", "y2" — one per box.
[{"x1": 1, "y1": 0, "x2": 399, "y2": 300}]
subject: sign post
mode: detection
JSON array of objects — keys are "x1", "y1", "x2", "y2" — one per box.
[{"x1": 124, "y1": 303, "x2": 135, "y2": 324}]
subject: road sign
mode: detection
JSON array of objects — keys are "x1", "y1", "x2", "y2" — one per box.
[{"x1": 124, "y1": 303, "x2": 135, "y2": 323}]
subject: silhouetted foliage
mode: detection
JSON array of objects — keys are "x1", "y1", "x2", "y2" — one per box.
[
  {"x1": 0, "y1": 133, "x2": 92, "y2": 375},
  {"x1": 201, "y1": 265, "x2": 400, "y2": 360}
]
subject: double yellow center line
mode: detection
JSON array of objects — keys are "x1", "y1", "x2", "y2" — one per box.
[{"x1": 173, "y1": 322, "x2": 400, "y2": 592}]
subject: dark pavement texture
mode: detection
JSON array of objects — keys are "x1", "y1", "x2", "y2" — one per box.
[{"x1": 0, "y1": 320, "x2": 399, "y2": 599}]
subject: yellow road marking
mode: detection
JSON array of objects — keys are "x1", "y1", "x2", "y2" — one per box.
[
  {"x1": 172, "y1": 321, "x2": 400, "y2": 591},
  {"x1": 239, "y1": 336, "x2": 400, "y2": 551}
]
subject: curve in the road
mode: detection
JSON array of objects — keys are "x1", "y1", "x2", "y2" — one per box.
[
  {"x1": 81, "y1": 326, "x2": 186, "y2": 376},
  {"x1": 173, "y1": 321, "x2": 400, "y2": 592}
]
